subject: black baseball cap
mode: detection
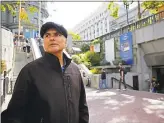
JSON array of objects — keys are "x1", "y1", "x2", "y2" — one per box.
[{"x1": 40, "y1": 22, "x2": 68, "y2": 38}]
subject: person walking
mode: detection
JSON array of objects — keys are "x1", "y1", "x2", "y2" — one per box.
[
  {"x1": 26, "y1": 39, "x2": 31, "y2": 58},
  {"x1": 100, "y1": 69, "x2": 108, "y2": 89},
  {"x1": 2, "y1": 22, "x2": 89, "y2": 123},
  {"x1": 118, "y1": 63, "x2": 127, "y2": 91}
]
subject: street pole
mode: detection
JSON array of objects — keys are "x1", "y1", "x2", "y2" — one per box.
[
  {"x1": 126, "y1": 4, "x2": 129, "y2": 25},
  {"x1": 18, "y1": 0, "x2": 21, "y2": 51},
  {"x1": 38, "y1": 1, "x2": 41, "y2": 38},
  {"x1": 123, "y1": 1, "x2": 133, "y2": 29}
]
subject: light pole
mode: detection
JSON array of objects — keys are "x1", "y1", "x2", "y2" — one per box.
[
  {"x1": 123, "y1": 0, "x2": 133, "y2": 25},
  {"x1": 18, "y1": 0, "x2": 22, "y2": 41},
  {"x1": 38, "y1": 1, "x2": 41, "y2": 38}
]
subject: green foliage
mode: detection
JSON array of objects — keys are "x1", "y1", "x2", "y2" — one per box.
[
  {"x1": 141, "y1": 1, "x2": 164, "y2": 14},
  {"x1": 27, "y1": 6, "x2": 38, "y2": 13},
  {"x1": 81, "y1": 44, "x2": 90, "y2": 52},
  {"x1": 0, "y1": 4, "x2": 6, "y2": 12},
  {"x1": 71, "y1": 55, "x2": 82, "y2": 64},
  {"x1": 108, "y1": 1, "x2": 164, "y2": 19},
  {"x1": 91, "y1": 38, "x2": 101, "y2": 45},
  {"x1": 83, "y1": 61, "x2": 91, "y2": 69},
  {"x1": 108, "y1": 2, "x2": 119, "y2": 19},
  {"x1": 68, "y1": 31, "x2": 81, "y2": 41},
  {"x1": 85, "y1": 51, "x2": 100, "y2": 66},
  {"x1": 1, "y1": 60, "x2": 7, "y2": 74},
  {"x1": 90, "y1": 68, "x2": 101, "y2": 74},
  {"x1": 1, "y1": 1, "x2": 38, "y2": 21}
]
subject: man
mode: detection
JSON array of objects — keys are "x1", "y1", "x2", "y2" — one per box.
[
  {"x1": 26, "y1": 39, "x2": 31, "y2": 58},
  {"x1": 118, "y1": 63, "x2": 127, "y2": 91},
  {"x1": 151, "y1": 77, "x2": 159, "y2": 93},
  {"x1": 100, "y1": 69, "x2": 107, "y2": 89},
  {"x1": 2, "y1": 22, "x2": 89, "y2": 123}
]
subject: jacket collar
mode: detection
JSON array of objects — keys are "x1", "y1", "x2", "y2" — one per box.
[{"x1": 43, "y1": 51, "x2": 72, "y2": 73}]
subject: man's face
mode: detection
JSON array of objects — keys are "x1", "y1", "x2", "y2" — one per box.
[{"x1": 43, "y1": 28, "x2": 66, "y2": 54}]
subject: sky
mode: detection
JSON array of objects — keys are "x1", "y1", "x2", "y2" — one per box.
[{"x1": 45, "y1": 2, "x2": 138, "y2": 31}]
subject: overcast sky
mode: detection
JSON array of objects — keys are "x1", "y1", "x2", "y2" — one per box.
[{"x1": 45, "y1": 2, "x2": 138, "y2": 30}]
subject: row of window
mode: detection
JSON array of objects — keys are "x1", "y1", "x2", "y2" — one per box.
[
  {"x1": 12, "y1": 16, "x2": 43, "y2": 26},
  {"x1": 76, "y1": 9, "x2": 108, "y2": 31}
]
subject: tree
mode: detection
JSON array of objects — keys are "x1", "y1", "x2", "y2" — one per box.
[
  {"x1": 68, "y1": 31, "x2": 81, "y2": 41},
  {"x1": 1, "y1": 1, "x2": 38, "y2": 22},
  {"x1": 108, "y1": 2, "x2": 119, "y2": 19},
  {"x1": 108, "y1": 1, "x2": 164, "y2": 20},
  {"x1": 141, "y1": 1, "x2": 164, "y2": 14},
  {"x1": 81, "y1": 44, "x2": 90, "y2": 52}
]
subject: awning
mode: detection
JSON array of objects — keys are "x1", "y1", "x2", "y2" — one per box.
[{"x1": 144, "y1": 51, "x2": 164, "y2": 66}]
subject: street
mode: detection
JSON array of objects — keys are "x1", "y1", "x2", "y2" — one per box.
[
  {"x1": 86, "y1": 88, "x2": 164, "y2": 123},
  {"x1": 1, "y1": 88, "x2": 164, "y2": 123}
]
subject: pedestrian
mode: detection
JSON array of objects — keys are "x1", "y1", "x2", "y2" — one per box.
[
  {"x1": 1, "y1": 22, "x2": 89, "y2": 123},
  {"x1": 26, "y1": 39, "x2": 31, "y2": 58},
  {"x1": 100, "y1": 69, "x2": 107, "y2": 89},
  {"x1": 23, "y1": 40, "x2": 27, "y2": 52},
  {"x1": 118, "y1": 63, "x2": 127, "y2": 91},
  {"x1": 151, "y1": 77, "x2": 159, "y2": 93}
]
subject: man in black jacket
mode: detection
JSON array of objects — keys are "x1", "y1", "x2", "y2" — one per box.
[
  {"x1": 100, "y1": 69, "x2": 107, "y2": 89},
  {"x1": 2, "y1": 22, "x2": 89, "y2": 123}
]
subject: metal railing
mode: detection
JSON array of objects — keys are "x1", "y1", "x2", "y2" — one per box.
[
  {"x1": 30, "y1": 38, "x2": 42, "y2": 60},
  {"x1": 74, "y1": 11, "x2": 164, "y2": 42},
  {"x1": 100, "y1": 11, "x2": 164, "y2": 41},
  {"x1": 111, "y1": 77, "x2": 133, "y2": 90}
]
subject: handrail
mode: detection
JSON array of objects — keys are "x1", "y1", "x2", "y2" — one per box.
[
  {"x1": 111, "y1": 77, "x2": 133, "y2": 89},
  {"x1": 30, "y1": 38, "x2": 42, "y2": 60}
]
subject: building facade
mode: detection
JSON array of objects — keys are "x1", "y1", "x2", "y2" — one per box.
[
  {"x1": 1, "y1": 1, "x2": 49, "y2": 39},
  {"x1": 72, "y1": 2, "x2": 150, "y2": 41},
  {"x1": 72, "y1": 2, "x2": 126, "y2": 41}
]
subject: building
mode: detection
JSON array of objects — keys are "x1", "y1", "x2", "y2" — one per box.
[
  {"x1": 1, "y1": 1, "x2": 49, "y2": 39},
  {"x1": 72, "y1": 2, "x2": 126, "y2": 41},
  {"x1": 72, "y1": 2, "x2": 150, "y2": 41}
]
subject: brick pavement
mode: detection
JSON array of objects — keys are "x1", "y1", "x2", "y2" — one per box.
[
  {"x1": 1, "y1": 88, "x2": 164, "y2": 123},
  {"x1": 86, "y1": 88, "x2": 164, "y2": 123}
]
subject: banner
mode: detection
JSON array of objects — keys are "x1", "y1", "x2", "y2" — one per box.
[
  {"x1": 120, "y1": 32, "x2": 133, "y2": 65},
  {"x1": 105, "y1": 38, "x2": 114, "y2": 64}
]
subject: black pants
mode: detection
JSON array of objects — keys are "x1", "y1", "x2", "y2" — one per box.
[
  {"x1": 26, "y1": 46, "x2": 30, "y2": 53},
  {"x1": 119, "y1": 78, "x2": 127, "y2": 89}
]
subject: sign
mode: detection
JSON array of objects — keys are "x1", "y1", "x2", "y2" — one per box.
[
  {"x1": 105, "y1": 38, "x2": 114, "y2": 64},
  {"x1": 120, "y1": 32, "x2": 133, "y2": 65}
]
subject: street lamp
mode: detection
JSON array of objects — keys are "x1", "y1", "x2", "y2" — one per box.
[
  {"x1": 38, "y1": 1, "x2": 41, "y2": 38},
  {"x1": 123, "y1": 0, "x2": 133, "y2": 25}
]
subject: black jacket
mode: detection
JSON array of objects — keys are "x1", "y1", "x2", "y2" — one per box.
[
  {"x1": 101, "y1": 72, "x2": 106, "y2": 80},
  {"x1": 2, "y1": 52, "x2": 89, "y2": 123}
]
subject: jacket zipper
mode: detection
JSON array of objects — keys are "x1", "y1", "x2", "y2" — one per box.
[
  {"x1": 62, "y1": 73, "x2": 70, "y2": 123},
  {"x1": 40, "y1": 118, "x2": 44, "y2": 123}
]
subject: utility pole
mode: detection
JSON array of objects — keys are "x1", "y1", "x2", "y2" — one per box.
[
  {"x1": 123, "y1": 1, "x2": 133, "y2": 25},
  {"x1": 38, "y1": 1, "x2": 41, "y2": 38}
]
